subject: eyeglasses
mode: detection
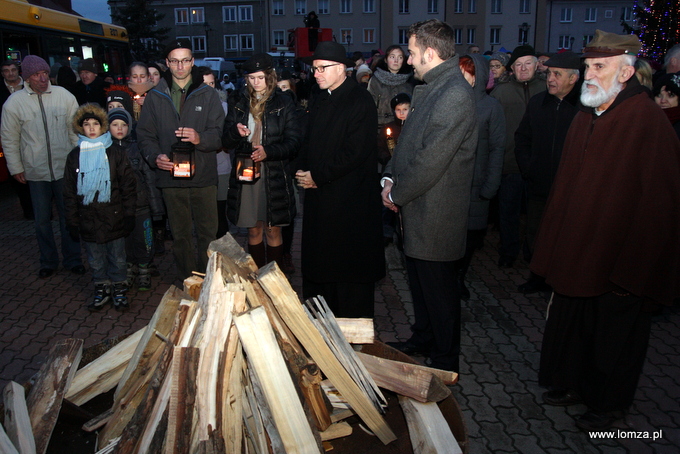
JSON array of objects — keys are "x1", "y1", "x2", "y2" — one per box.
[
  {"x1": 489, "y1": 64, "x2": 503, "y2": 69},
  {"x1": 168, "y1": 58, "x2": 193, "y2": 66},
  {"x1": 311, "y1": 63, "x2": 341, "y2": 73}
]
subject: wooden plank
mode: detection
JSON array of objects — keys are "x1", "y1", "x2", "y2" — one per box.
[
  {"x1": 319, "y1": 422, "x2": 352, "y2": 442},
  {"x1": 0, "y1": 423, "x2": 19, "y2": 454},
  {"x1": 234, "y1": 306, "x2": 321, "y2": 453},
  {"x1": 66, "y1": 328, "x2": 145, "y2": 406},
  {"x1": 221, "y1": 332, "x2": 244, "y2": 454},
  {"x1": 3, "y1": 381, "x2": 36, "y2": 454},
  {"x1": 99, "y1": 286, "x2": 182, "y2": 447},
  {"x1": 241, "y1": 363, "x2": 268, "y2": 454},
  {"x1": 335, "y1": 318, "x2": 374, "y2": 344},
  {"x1": 165, "y1": 347, "x2": 199, "y2": 454},
  {"x1": 112, "y1": 340, "x2": 174, "y2": 454},
  {"x1": 82, "y1": 408, "x2": 113, "y2": 433},
  {"x1": 257, "y1": 263, "x2": 397, "y2": 445},
  {"x1": 355, "y1": 352, "x2": 451, "y2": 403},
  {"x1": 246, "y1": 358, "x2": 285, "y2": 453},
  {"x1": 26, "y1": 338, "x2": 83, "y2": 454},
  {"x1": 398, "y1": 396, "x2": 462, "y2": 454}
]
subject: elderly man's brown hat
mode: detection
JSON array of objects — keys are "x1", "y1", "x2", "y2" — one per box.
[{"x1": 582, "y1": 30, "x2": 641, "y2": 58}]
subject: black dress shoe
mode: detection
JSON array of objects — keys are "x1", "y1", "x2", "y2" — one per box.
[
  {"x1": 543, "y1": 389, "x2": 583, "y2": 406},
  {"x1": 386, "y1": 340, "x2": 430, "y2": 356},
  {"x1": 39, "y1": 268, "x2": 55, "y2": 279},
  {"x1": 70, "y1": 265, "x2": 86, "y2": 275},
  {"x1": 575, "y1": 410, "x2": 617, "y2": 431}
]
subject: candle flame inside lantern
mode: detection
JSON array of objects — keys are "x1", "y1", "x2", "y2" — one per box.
[{"x1": 386, "y1": 128, "x2": 392, "y2": 137}]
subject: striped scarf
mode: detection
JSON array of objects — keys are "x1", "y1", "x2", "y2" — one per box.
[{"x1": 77, "y1": 132, "x2": 113, "y2": 205}]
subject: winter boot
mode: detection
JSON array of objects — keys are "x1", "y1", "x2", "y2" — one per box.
[
  {"x1": 112, "y1": 281, "x2": 129, "y2": 311},
  {"x1": 266, "y1": 244, "x2": 284, "y2": 271},
  {"x1": 137, "y1": 263, "x2": 151, "y2": 292},
  {"x1": 126, "y1": 262, "x2": 138, "y2": 288},
  {"x1": 248, "y1": 242, "x2": 266, "y2": 268},
  {"x1": 89, "y1": 282, "x2": 111, "y2": 311}
]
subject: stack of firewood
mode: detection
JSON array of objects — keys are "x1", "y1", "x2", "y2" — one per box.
[{"x1": 0, "y1": 234, "x2": 462, "y2": 454}]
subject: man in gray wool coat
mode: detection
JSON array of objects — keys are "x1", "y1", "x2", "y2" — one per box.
[{"x1": 381, "y1": 19, "x2": 477, "y2": 372}]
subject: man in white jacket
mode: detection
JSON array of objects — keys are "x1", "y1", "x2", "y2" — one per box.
[{"x1": 1, "y1": 55, "x2": 83, "y2": 278}]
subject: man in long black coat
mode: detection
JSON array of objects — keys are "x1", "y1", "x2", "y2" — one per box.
[{"x1": 295, "y1": 42, "x2": 385, "y2": 318}]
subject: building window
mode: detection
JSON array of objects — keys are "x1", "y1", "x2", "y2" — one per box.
[
  {"x1": 340, "y1": 28, "x2": 352, "y2": 44},
  {"x1": 224, "y1": 35, "x2": 238, "y2": 51},
  {"x1": 490, "y1": 27, "x2": 500, "y2": 45},
  {"x1": 272, "y1": 0, "x2": 284, "y2": 15},
  {"x1": 585, "y1": 8, "x2": 597, "y2": 22},
  {"x1": 363, "y1": 28, "x2": 376, "y2": 44},
  {"x1": 468, "y1": 0, "x2": 476, "y2": 13},
  {"x1": 223, "y1": 6, "x2": 236, "y2": 22},
  {"x1": 341, "y1": 0, "x2": 351, "y2": 13},
  {"x1": 240, "y1": 34, "x2": 254, "y2": 50},
  {"x1": 558, "y1": 35, "x2": 572, "y2": 49},
  {"x1": 175, "y1": 8, "x2": 188, "y2": 24},
  {"x1": 295, "y1": 0, "x2": 306, "y2": 15},
  {"x1": 239, "y1": 6, "x2": 253, "y2": 22},
  {"x1": 454, "y1": 0, "x2": 462, "y2": 13},
  {"x1": 192, "y1": 36, "x2": 206, "y2": 53},
  {"x1": 491, "y1": 0, "x2": 501, "y2": 14},
  {"x1": 428, "y1": 0, "x2": 438, "y2": 13},
  {"x1": 583, "y1": 34, "x2": 594, "y2": 47},
  {"x1": 467, "y1": 28, "x2": 475, "y2": 44},
  {"x1": 622, "y1": 7, "x2": 633, "y2": 21},
  {"x1": 454, "y1": 28, "x2": 463, "y2": 45},
  {"x1": 398, "y1": 28, "x2": 409, "y2": 45},
  {"x1": 364, "y1": 0, "x2": 375, "y2": 13},
  {"x1": 273, "y1": 30, "x2": 285, "y2": 46},
  {"x1": 318, "y1": 0, "x2": 329, "y2": 14},
  {"x1": 605, "y1": 9, "x2": 613, "y2": 18},
  {"x1": 560, "y1": 8, "x2": 572, "y2": 22},
  {"x1": 191, "y1": 8, "x2": 204, "y2": 23},
  {"x1": 399, "y1": 0, "x2": 409, "y2": 14},
  {"x1": 519, "y1": 0, "x2": 530, "y2": 14}
]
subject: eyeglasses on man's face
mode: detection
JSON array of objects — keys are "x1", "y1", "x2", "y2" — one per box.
[
  {"x1": 312, "y1": 63, "x2": 341, "y2": 73},
  {"x1": 168, "y1": 58, "x2": 193, "y2": 67},
  {"x1": 490, "y1": 64, "x2": 503, "y2": 69}
]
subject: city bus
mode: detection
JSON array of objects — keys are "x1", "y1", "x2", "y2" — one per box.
[{"x1": 0, "y1": 0, "x2": 130, "y2": 78}]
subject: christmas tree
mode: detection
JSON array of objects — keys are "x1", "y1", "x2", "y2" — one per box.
[{"x1": 634, "y1": 0, "x2": 680, "y2": 61}]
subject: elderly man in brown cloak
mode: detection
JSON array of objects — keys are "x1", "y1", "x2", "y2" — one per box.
[{"x1": 532, "y1": 30, "x2": 680, "y2": 431}]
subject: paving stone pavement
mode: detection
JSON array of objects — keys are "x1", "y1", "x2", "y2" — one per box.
[{"x1": 1, "y1": 181, "x2": 678, "y2": 453}]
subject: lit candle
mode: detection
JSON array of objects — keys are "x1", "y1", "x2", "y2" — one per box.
[
  {"x1": 386, "y1": 128, "x2": 392, "y2": 138},
  {"x1": 240, "y1": 168, "x2": 254, "y2": 180}
]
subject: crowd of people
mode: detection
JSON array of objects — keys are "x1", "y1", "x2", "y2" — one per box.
[{"x1": 1, "y1": 21, "x2": 679, "y2": 433}]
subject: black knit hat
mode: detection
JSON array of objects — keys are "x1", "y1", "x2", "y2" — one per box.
[
  {"x1": 243, "y1": 53, "x2": 274, "y2": 73},
  {"x1": 106, "y1": 90, "x2": 134, "y2": 116},
  {"x1": 390, "y1": 93, "x2": 411, "y2": 111},
  {"x1": 163, "y1": 38, "x2": 192, "y2": 58},
  {"x1": 108, "y1": 107, "x2": 132, "y2": 126},
  {"x1": 507, "y1": 45, "x2": 536, "y2": 69}
]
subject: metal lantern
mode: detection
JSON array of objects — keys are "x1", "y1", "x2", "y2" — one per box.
[
  {"x1": 170, "y1": 140, "x2": 195, "y2": 178},
  {"x1": 235, "y1": 143, "x2": 261, "y2": 183}
]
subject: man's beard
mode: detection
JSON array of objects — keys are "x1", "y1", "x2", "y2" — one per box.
[{"x1": 581, "y1": 75, "x2": 623, "y2": 108}]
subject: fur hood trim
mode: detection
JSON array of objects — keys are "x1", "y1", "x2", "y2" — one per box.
[{"x1": 73, "y1": 103, "x2": 109, "y2": 136}]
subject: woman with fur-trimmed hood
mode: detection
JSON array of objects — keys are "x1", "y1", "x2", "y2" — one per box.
[{"x1": 63, "y1": 103, "x2": 137, "y2": 310}]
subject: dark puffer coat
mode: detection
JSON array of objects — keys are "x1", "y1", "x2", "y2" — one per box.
[
  {"x1": 64, "y1": 107, "x2": 137, "y2": 245},
  {"x1": 222, "y1": 88, "x2": 302, "y2": 226}
]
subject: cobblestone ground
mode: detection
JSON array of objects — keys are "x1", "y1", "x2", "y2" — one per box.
[{"x1": 1, "y1": 181, "x2": 678, "y2": 453}]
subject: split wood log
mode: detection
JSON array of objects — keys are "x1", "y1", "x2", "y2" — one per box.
[
  {"x1": 207, "y1": 234, "x2": 258, "y2": 282},
  {"x1": 82, "y1": 408, "x2": 113, "y2": 432},
  {"x1": 329, "y1": 408, "x2": 354, "y2": 423},
  {"x1": 234, "y1": 306, "x2": 321, "y2": 454},
  {"x1": 319, "y1": 422, "x2": 352, "y2": 442},
  {"x1": 398, "y1": 396, "x2": 462, "y2": 454},
  {"x1": 164, "y1": 347, "x2": 199, "y2": 454},
  {"x1": 99, "y1": 286, "x2": 183, "y2": 447},
  {"x1": 66, "y1": 328, "x2": 145, "y2": 406},
  {"x1": 183, "y1": 275, "x2": 204, "y2": 301},
  {"x1": 112, "y1": 339, "x2": 174, "y2": 454},
  {"x1": 355, "y1": 352, "x2": 451, "y2": 403},
  {"x1": 257, "y1": 263, "x2": 397, "y2": 445},
  {"x1": 26, "y1": 338, "x2": 83, "y2": 454},
  {"x1": 335, "y1": 318, "x2": 374, "y2": 344},
  {"x1": 245, "y1": 359, "x2": 285, "y2": 453},
  {"x1": 3, "y1": 381, "x2": 36, "y2": 454},
  {"x1": 221, "y1": 330, "x2": 244, "y2": 454},
  {"x1": 0, "y1": 424, "x2": 19, "y2": 454},
  {"x1": 241, "y1": 363, "x2": 268, "y2": 454}
]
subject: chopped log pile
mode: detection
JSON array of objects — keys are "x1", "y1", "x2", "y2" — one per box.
[{"x1": 0, "y1": 233, "x2": 463, "y2": 454}]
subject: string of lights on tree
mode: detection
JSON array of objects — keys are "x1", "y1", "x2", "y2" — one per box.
[{"x1": 632, "y1": 0, "x2": 680, "y2": 61}]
